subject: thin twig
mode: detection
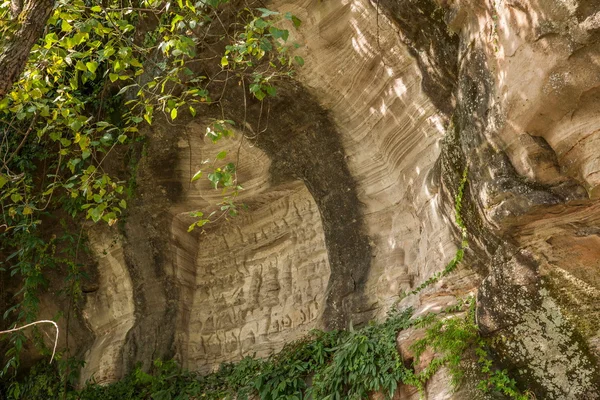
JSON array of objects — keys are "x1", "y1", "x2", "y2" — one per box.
[{"x1": 2, "y1": 114, "x2": 38, "y2": 172}]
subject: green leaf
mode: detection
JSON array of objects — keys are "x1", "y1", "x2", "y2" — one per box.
[
  {"x1": 294, "y1": 55, "x2": 304, "y2": 66},
  {"x1": 291, "y1": 15, "x2": 302, "y2": 28},
  {"x1": 253, "y1": 89, "x2": 266, "y2": 101},
  {"x1": 109, "y1": 73, "x2": 119, "y2": 82},
  {"x1": 116, "y1": 84, "x2": 137, "y2": 96},
  {"x1": 189, "y1": 106, "x2": 196, "y2": 117},
  {"x1": 119, "y1": 199, "x2": 127, "y2": 209},
  {"x1": 171, "y1": 108, "x2": 178, "y2": 120},
  {"x1": 44, "y1": 32, "x2": 59, "y2": 47},
  {"x1": 69, "y1": 119, "x2": 84, "y2": 132},
  {"x1": 100, "y1": 46, "x2": 115, "y2": 59},
  {"x1": 269, "y1": 27, "x2": 289, "y2": 41},
  {"x1": 76, "y1": 60, "x2": 87, "y2": 71},
  {"x1": 259, "y1": 38, "x2": 273, "y2": 52},
  {"x1": 61, "y1": 20, "x2": 73, "y2": 33},
  {"x1": 70, "y1": 76, "x2": 79, "y2": 90},
  {"x1": 254, "y1": 18, "x2": 268, "y2": 29},
  {"x1": 0, "y1": 174, "x2": 7, "y2": 189},
  {"x1": 249, "y1": 83, "x2": 260, "y2": 93},
  {"x1": 89, "y1": 207, "x2": 103, "y2": 222},
  {"x1": 216, "y1": 151, "x2": 227, "y2": 160},
  {"x1": 86, "y1": 61, "x2": 99, "y2": 73},
  {"x1": 118, "y1": 134, "x2": 127, "y2": 143},
  {"x1": 266, "y1": 86, "x2": 277, "y2": 97},
  {"x1": 221, "y1": 56, "x2": 229, "y2": 67},
  {"x1": 191, "y1": 170, "x2": 202, "y2": 182},
  {"x1": 30, "y1": 88, "x2": 43, "y2": 99}
]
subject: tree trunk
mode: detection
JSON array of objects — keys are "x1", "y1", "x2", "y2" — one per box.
[
  {"x1": 10, "y1": 0, "x2": 24, "y2": 18},
  {"x1": 0, "y1": 0, "x2": 55, "y2": 98}
]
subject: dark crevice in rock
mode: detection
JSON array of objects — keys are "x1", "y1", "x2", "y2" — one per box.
[
  {"x1": 576, "y1": 0, "x2": 600, "y2": 21},
  {"x1": 223, "y1": 81, "x2": 374, "y2": 330},
  {"x1": 0, "y1": 216, "x2": 97, "y2": 375},
  {"x1": 119, "y1": 125, "x2": 184, "y2": 373},
  {"x1": 377, "y1": 0, "x2": 460, "y2": 116}
]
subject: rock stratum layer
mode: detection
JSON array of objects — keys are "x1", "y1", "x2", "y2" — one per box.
[{"x1": 11, "y1": 0, "x2": 600, "y2": 398}]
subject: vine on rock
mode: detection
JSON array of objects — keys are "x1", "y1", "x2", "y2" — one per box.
[
  {"x1": 406, "y1": 298, "x2": 530, "y2": 399},
  {"x1": 404, "y1": 166, "x2": 468, "y2": 297}
]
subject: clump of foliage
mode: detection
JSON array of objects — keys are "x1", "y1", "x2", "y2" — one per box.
[
  {"x1": 0, "y1": 0, "x2": 303, "y2": 378},
  {"x1": 1, "y1": 310, "x2": 409, "y2": 400},
  {"x1": 310, "y1": 309, "x2": 412, "y2": 399},
  {"x1": 1, "y1": 304, "x2": 530, "y2": 400},
  {"x1": 406, "y1": 298, "x2": 530, "y2": 399},
  {"x1": 406, "y1": 298, "x2": 481, "y2": 390}
]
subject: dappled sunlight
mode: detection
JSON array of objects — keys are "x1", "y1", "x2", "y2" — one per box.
[
  {"x1": 5, "y1": 0, "x2": 600, "y2": 396},
  {"x1": 348, "y1": 0, "x2": 377, "y2": 59},
  {"x1": 379, "y1": 99, "x2": 388, "y2": 115},
  {"x1": 350, "y1": 34, "x2": 374, "y2": 59},
  {"x1": 460, "y1": 0, "x2": 600, "y2": 198},
  {"x1": 388, "y1": 237, "x2": 396, "y2": 250},
  {"x1": 428, "y1": 194, "x2": 440, "y2": 218},
  {"x1": 427, "y1": 114, "x2": 446, "y2": 136},
  {"x1": 393, "y1": 78, "x2": 407, "y2": 98}
]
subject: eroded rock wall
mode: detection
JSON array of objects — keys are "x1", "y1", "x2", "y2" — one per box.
[
  {"x1": 78, "y1": 0, "x2": 462, "y2": 381},
  {"x1": 73, "y1": 0, "x2": 600, "y2": 398},
  {"x1": 79, "y1": 227, "x2": 134, "y2": 384}
]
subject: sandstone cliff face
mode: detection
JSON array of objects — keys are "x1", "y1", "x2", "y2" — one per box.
[{"x1": 69, "y1": 0, "x2": 600, "y2": 398}]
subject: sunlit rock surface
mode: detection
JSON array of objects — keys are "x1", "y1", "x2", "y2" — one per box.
[{"x1": 79, "y1": 227, "x2": 135, "y2": 385}]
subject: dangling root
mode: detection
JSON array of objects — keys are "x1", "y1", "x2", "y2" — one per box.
[{"x1": 0, "y1": 320, "x2": 59, "y2": 363}]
